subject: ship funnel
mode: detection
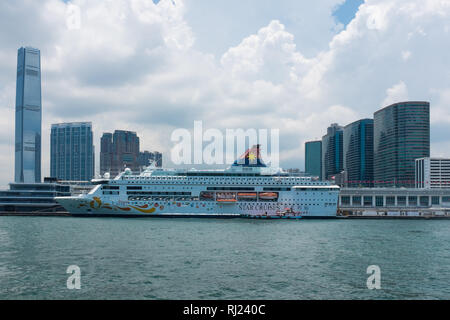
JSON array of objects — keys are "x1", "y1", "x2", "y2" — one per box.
[{"x1": 232, "y1": 144, "x2": 267, "y2": 167}]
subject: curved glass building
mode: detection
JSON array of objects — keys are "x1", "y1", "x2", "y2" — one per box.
[
  {"x1": 322, "y1": 123, "x2": 343, "y2": 180},
  {"x1": 343, "y1": 119, "x2": 374, "y2": 187},
  {"x1": 374, "y1": 101, "x2": 430, "y2": 187}
]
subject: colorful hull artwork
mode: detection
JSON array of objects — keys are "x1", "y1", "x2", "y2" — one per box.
[{"x1": 84, "y1": 197, "x2": 159, "y2": 214}]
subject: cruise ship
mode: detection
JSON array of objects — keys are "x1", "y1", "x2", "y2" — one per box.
[{"x1": 56, "y1": 145, "x2": 339, "y2": 218}]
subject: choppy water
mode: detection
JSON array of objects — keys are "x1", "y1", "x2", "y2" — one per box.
[{"x1": 0, "y1": 216, "x2": 449, "y2": 299}]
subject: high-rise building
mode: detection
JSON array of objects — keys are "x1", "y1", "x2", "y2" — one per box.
[
  {"x1": 50, "y1": 122, "x2": 95, "y2": 181},
  {"x1": 139, "y1": 151, "x2": 163, "y2": 169},
  {"x1": 100, "y1": 130, "x2": 140, "y2": 177},
  {"x1": 415, "y1": 157, "x2": 450, "y2": 189},
  {"x1": 305, "y1": 140, "x2": 322, "y2": 179},
  {"x1": 343, "y1": 119, "x2": 374, "y2": 187},
  {"x1": 15, "y1": 47, "x2": 41, "y2": 183},
  {"x1": 322, "y1": 123, "x2": 343, "y2": 180},
  {"x1": 374, "y1": 101, "x2": 430, "y2": 187}
]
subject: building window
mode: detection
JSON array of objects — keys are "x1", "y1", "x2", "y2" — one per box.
[
  {"x1": 341, "y1": 196, "x2": 350, "y2": 205},
  {"x1": 386, "y1": 196, "x2": 395, "y2": 206},
  {"x1": 363, "y1": 196, "x2": 373, "y2": 207},
  {"x1": 397, "y1": 196, "x2": 406, "y2": 206},
  {"x1": 375, "y1": 196, "x2": 384, "y2": 207},
  {"x1": 352, "y1": 196, "x2": 361, "y2": 206},
  {"x1": 420, "y1": 196, "x2": 429, "y2": 207},
  {"x1": 431, "y1": 196, "x2": 440, "y2": 205},
  {"x1": 408, "y1": 196, "x2": 417, "y2": 206}
]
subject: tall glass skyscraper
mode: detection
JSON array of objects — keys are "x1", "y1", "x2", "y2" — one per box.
[
  {"x1": 322, "y1": 123, "x2": 343, "y2": 180},
  {"x1": 50, "y1": 122, "x2": 95, "y2": 181},
  {"x1": 15, "y1": 47, "x2": 41, "y2": 183},
  {"x1": 305, "y1": 140, "x2": 322, "y2": 179},
  {"x1": 343, "y1": 119, "x2": 374, "y2": 187},
  {"x1": 374, "y1": 101, "x2": 430, "y2": 187}
]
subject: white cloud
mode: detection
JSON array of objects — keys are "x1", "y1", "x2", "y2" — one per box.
[
  {"x1": 401, "y1": 50, "x2": 411, "y2": 61},
  {"x1": 382, "y1": 81, "x2": 409, "y2": 107},
  {"x1": 1, "y1": 0, "x2": 450, "y2": 185}
]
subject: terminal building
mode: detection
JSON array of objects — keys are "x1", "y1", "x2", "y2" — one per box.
[
  {"x1": 415, "y1": 157, "x2": 450, "y2": 189},
  {"x1": 0, "y1": 178, "x2": 71, "y2": 214},
  {"x1": 339, "y1": 188, "x2": 450, "y2": 216}
]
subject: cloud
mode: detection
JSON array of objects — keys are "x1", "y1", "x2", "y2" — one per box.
[
  {"x1": 1, "y1": 0, "x2": 450, "y2": 185},
  {"x1": 382, "y1": 81, "x2": 409, "y2": 107}
]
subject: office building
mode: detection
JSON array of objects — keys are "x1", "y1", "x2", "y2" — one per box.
[
  {"x1": 139, "y1": 151, "x2": 163, "y2": 169},
  {"x1": 305, "y1": 140, "x2": 322, "y2": 179},
  {"x1": 343, "y1": 119, "x2": 374, "y2": 187},
  {"x1": 100, "y1": 130, "x2": 140, "y2": 177},
  {"x1": 50, "y1": 122, "x2": 95, "y2": 181},
  {"x1": 416, "y1": 157, "x2": 450, "y2": 189},
  {"x1": 322, "y1": 123, "x2": 343, "y2": 180},
  {"x1": 15, "y1": 47, "x2": 42, "y2": 183},
  {"x1": 374, "y1": 101, "x2": 430, "y2": 187}
]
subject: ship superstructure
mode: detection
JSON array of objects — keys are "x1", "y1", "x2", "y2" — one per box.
[{"x1": 56, "y1": 146, "x2": 339, "y2": 218}]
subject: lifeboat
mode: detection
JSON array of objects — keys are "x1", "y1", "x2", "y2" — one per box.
[
  {"x1": 258, "y1": 192, "x2": 278, "y2": 200},
  {"x1": 237, "y1": 192, "x2": 257, "y2": 199},
  {"x1": 216, "y1": 192, "x2": 237, "y2": 203},
  {"x1": 200, "y1": 192, "x2": 214, "y2": 199}
]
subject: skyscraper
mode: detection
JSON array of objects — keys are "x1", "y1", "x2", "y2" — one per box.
[
  {"x1": 100, "y1": 130, "x2": 140, "y2": 177},
  {"x1": 15, "y1": 47, "x2": 41, "y2": 183},
  {"x1": 374, "y1": 101, "x2": 430, "y2": 187},
  {"x1": 50, "y1": 122, "x2": 95, "y2": 181},
  {"x1": 305, "y1": 140, "x2": 322, "y2": 179},
  {"x1": 322, "y1": 123, "x2": 343, "y2": 180},
  {"x1": 343, "y1": 119, "x2": 374, "y2": 187}
]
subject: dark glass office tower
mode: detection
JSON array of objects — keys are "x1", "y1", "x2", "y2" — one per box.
[
  {"x1": 374, "y1": 101, "x2": 430, "y2": 187},
  {"x1": 343, "y1": 119, "x2": 374, "y2": 187},
  {"x1": 100, "y1": 130, "x2": 140, "y2": 177},
  {"x1": 50, "y1": 122, "x2": 95, "y2": 181},
  {"x1": 15, "y1": 47, "x2": 41, "y2": 183},
  {"x1": 322, "y1": 123, "x2": 343, "y2": 180},
  {"x1": 305, "y1": 140, "x2": 322, "y2": 179}
]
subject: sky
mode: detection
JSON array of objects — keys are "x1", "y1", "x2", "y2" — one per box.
[{"x1": 1, "y1": 0, "x2": 450, "y2": 186}]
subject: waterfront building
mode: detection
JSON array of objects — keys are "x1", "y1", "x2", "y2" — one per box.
[
  {"x1": 139, "y1": 151, "x2": 163, "y2": 169},
  {"x1": 100, "y1": 130, "x2": 140, "y2": 177},
  {"x1": 50, "y1": 122, "x2": 94, "y2": 181},
  {"x1": 305, "y1": 140, "x2": 322, "y2": 179},
  {"x1": 0, "y1": 177, "x2": 71, "y2": 213},
  {"x1": 374, "y1": 101, "x2": 430, "y2": 188},
  {"x1": 339, "y1": 187, "x2": 450, "y2": 216},
  {"x1": 343, "y1": 119, "x2": 374, "y2": 187},
  {"x1": 15, "y1": 47, "x2": 42, "y2": 183},
  {"x1": 415, "y1": 157, "x2": 450, "y2": 189},
  {"x1": 322, "y1": 124, "x2": 343, "y2": 180}
]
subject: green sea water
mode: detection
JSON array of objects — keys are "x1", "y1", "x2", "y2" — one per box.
[{"x1": 0, "y1": 216, "x2": 449, "y2": 299}]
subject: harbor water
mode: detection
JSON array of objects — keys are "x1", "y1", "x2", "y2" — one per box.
[{"x1": 0, "y1": 216, "x2": 449, "y2": 299}]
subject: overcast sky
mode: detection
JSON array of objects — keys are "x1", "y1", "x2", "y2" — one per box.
[{"x1": 1, "y1": 0, "x2": 450, "y2": 186}]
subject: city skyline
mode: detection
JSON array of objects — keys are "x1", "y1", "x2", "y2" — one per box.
[{"x1": 1, "y1": 0, "x2": 450, "y2": 186}]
